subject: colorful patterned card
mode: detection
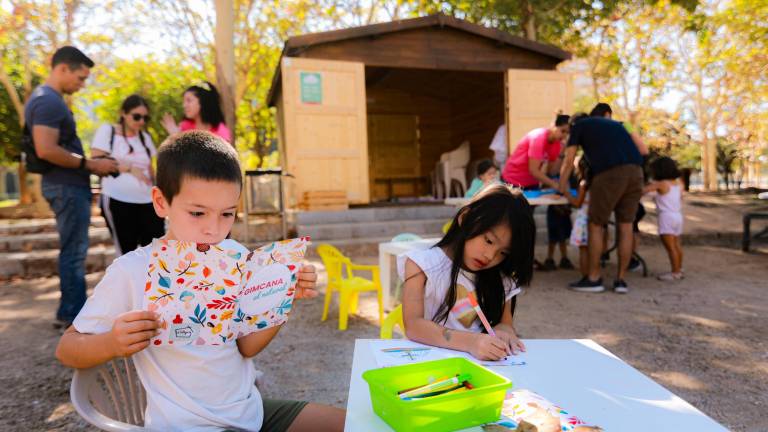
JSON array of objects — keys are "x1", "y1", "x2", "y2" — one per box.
[
  {"x1": 487, "y1": 389, "x2": 602, "y2": 431},
  {"x1": 144, "y1": 237, "x2": 309, "y2": 347}
]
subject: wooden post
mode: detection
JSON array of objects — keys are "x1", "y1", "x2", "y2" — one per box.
[{"x1": 214, "y1": 0, "x2": 236, "y2": 145}]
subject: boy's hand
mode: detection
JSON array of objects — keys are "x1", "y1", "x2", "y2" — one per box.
[
  {"x1": 109, "y1": 311, "x2": 160, "y2": 357},
  {"x1": 294, "y1": 265, "x2": 318, "y2": 299}
]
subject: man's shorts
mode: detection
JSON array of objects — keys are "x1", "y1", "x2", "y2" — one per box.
[{"x1": 588, "y1": 164, "x2": 644, "y2": 226}]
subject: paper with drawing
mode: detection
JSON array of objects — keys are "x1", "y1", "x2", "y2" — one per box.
[
  {"x1": 144, "y1": 237, "x2": 309, "y2": 347},
  {"x1": 369, "y1": 339, "x2": 528, "y2": 368}
]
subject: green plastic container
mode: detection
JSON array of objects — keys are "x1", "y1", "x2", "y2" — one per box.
[{"x1": 362, "y1": 357, "x2": 512, "y2": 432}]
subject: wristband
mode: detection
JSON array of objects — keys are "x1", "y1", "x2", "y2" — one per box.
[{"x1": 79, "y1": 157, "x2": 87, "y2": 170}]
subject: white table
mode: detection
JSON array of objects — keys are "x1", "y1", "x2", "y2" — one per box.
[
  {"x1": 445, "y1": 194, "x2": 568, "y2": 207},
  {"x1": 378, "y1": 238, "x2": 440, "y2": 309},
  {"x1": 345, "y1": 339, "x2": 728, "y2": 432}
]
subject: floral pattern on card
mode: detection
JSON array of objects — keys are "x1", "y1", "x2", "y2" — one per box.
[{"x1": 145, "y1": 237, "x2": 309, "y2": 348}]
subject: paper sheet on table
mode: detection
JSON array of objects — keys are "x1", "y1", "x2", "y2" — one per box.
[{"x1": 370, "y1": 339, "x2": 528, "y2": 368}]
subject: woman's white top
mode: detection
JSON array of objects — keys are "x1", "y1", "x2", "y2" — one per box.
[{"x1": 92, "y1": 124, "x2": 157, "y2": 204}]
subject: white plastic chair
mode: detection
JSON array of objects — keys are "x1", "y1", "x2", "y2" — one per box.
[
  {"x1": 71, "y1": 358, "x2": 147, "y2": 431},
  {"x1": 438, "y1": 141, "x2": 470, "y2": 197}
]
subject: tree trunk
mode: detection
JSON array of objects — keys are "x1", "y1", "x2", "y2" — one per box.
[
  {"x1": 214, "y1": 0, "x2": 236, "y2": 146},
  {"x1": 521, "y1": 0, "x2": 537, "y2": 40}
]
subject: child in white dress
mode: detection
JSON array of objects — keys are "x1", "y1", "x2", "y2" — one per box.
[{"x1": 644, "y1": 157, "x2": 684, "y2": 281}]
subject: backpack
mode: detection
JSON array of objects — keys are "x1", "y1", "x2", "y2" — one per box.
[{"x1": 21, "y1": 123, "x2": 55, "y2": 174}]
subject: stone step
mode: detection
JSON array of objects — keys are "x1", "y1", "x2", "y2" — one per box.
[
  {"x1": 299, "y1": 218, "x2": 446, "y2": 241},
  {"x1": 295, "y1": 205, "x2": 458, "y2": 225},
  {"x1": 0, "y1": 227, "x2": 112, "y2": 252},
  {"x1": 0, "y1": 218, "x2": 106, "y2": 236},
  {"x1": 0, "y1": 244, "x2": 115, "y2": 280}
]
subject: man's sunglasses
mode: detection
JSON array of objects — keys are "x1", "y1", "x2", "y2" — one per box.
[{"x1": 131, "y1": 113, "x2": 150, "y2": 122}]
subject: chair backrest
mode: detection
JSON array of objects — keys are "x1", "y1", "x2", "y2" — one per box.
[
  {"x1": 380, "y1": 304, "x2": 405, "y2": 339},
  {"x1": 446, "y1": 141, "x2": 471, "y2": 168},
  {"x1": 316, "y1": 243, "x2": 349, "y2": 284},
  {"x1": 391, "y1": 233, "x2": 422, "y2": 242},
  {"x1": 71, "y1": 358, "x2": 147, "y2": 431}
]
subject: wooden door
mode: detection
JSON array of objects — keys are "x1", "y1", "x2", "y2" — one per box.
[
  {"x1": 368, "y1": 114, "x2": 420, "y2": 201},
  {"x1": 505, "y1": 69, "x2": 573, "y2": 153},
  {"x1": 280, "y1": 57, "x2": 369, "y2": 204}
]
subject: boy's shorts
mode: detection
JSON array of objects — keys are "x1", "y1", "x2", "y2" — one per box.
[
  {"x1": 225, "y1": 399, "x2": 308, "y2": 432},
  {"x1": 546, "y1": 205, "x2": 572, "y2": 243}
]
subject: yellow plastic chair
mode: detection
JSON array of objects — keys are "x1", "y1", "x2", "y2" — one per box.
[
  {"x1": 442, "y1": 220, "x2": 452, "y2": 234},
  {"x1": 380, "y1": 304, "x2": 405, "y2": 339},
  {"x1": 317, "y1": 244, "x2": 384, "y2": 330}
]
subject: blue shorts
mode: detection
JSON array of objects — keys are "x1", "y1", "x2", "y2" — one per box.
[{"x1": 547, "y1": 205, "x2": 572, "y2": 243}]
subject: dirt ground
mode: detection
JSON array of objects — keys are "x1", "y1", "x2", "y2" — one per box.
[
  {"x1": 1, "y1": 241, "x2": 766, "y2": 431},
  {"x1": 3, "y1": 187, "x2": 768, "y2": 431}
]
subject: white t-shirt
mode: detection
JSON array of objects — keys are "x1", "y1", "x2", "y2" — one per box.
[
  {"x1": 92, "y1": 124, "x2": 157, "y2": 204},
  {"x1": 73, "y1": 240, "x2": 264, "y2": 432},
  {"x1": 489, "y1": 124, "x2": 508, "y2": 168},
  {"x1": 396, "y1": 247, "x2": 521, "y2": 332}
]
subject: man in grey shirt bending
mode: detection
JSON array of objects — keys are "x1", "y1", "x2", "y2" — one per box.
[{"x1": 24, "y1": 46, "x2": 118, "y2": 328}]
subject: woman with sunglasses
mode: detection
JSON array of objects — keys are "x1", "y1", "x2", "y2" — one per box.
[
  {"x1": 91, "y1": 94, "x2": 164, "y2": 256},
  {"x1": 161, "y1": 81, "x2": 231, "y2": 142}
]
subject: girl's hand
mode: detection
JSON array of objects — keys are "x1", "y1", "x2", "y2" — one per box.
[
  {"x1": 161, "y1": 113, "x2": 179, "y2": 134},
  {"x1": 294, "y1": 265, "x2": 318, "y2": 300},
  {"x1": 495, "y1": 328, "x2": 526, "y2": 355},
  {"x1": 469, "y1": 333, "x2": 510, "y2": 361}
]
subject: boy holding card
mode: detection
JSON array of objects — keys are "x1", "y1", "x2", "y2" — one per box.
[{"x1": 56, "y1": 131, "x2": 345, "y2": 431}]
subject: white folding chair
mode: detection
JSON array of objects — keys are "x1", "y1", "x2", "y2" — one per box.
[{"x1": 70, "y1": 358, "x2": 147, "y2": 431}]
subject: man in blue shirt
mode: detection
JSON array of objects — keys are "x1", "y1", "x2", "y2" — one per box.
[
  {"x1": 559, "y1": 108, "x2": 648, "y2": 294},
  {"x1": 24, "y1": 46, "x2": 118, "y2": 328}
]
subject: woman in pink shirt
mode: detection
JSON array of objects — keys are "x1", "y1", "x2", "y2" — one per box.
[
  {"x1": 502, "y1": 114, "x2": 570, "y2": 189},
  {"x1": 161, "y1": 81, "x2": 232, "y2": 142}
]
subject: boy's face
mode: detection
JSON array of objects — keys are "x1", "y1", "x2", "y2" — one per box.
[
  {"x1": 152, "y1": 176, "x2": 240, "y2": 244},
  {"x1": 480, "y1": 167, "x2": 498, "y2": 183}
]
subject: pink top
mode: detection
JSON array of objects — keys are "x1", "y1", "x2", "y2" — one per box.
[
  {"x1": 180, "y1": 119, "x2": 232, "y2": 143},
  {"x1": 502, "y1": 127, "x2": 561, "y2": 187}
]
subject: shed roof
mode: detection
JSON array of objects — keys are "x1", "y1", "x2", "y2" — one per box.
[{"x1": 267, "y1": 14, "x2": 571, "y2": 106}]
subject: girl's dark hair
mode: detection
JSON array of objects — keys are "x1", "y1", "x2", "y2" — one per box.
[
  {"x1": 184, "y1": 81, "x2": 225, "y2": 128},
  {"x1": 119, "y1": 94, "x2": 151, "y2": 157},
  {"x1": 650, "y1": 156, "x2": 681, "y2": 181},
  {"x1": 476, "y1": 159, "x2": 496, "y2": 177},
  {"x1": 555, "y1": 114, "x2": 570, "y2": 127},
  {"x1": 570, "y1": 111, "x2": 589, "y2": 126},
  {"x1": 432, "y1": 184, "x2": 535, "y2": 329},
  {"x1": 576, "y1": 156, "x2": 592, "y2": 187}
]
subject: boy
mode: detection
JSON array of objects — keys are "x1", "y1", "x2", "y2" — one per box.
[{"x1": 56, "y1": 131, "x2": 345, "y2": 431}]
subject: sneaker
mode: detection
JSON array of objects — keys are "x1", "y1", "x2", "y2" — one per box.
[
  {"x1": 53, "y1": 319, "x2": 72, "y2": 330},
  {"x1": 657, "y1": 272, "x2": 684, "y2": 281},
  {"x1": 569, "y1": 277, "x2": 605, "y2": 292},
  {"x1": 568, "y1": 276, "x2": 589, "y2": 288},
  {"x1": 541, "y1": 258, "x2": 557, "y2": 271},
  {"x1": 559, "y1": 257, "x2": 575, "y2": 270},
  {"x1": 627, "y1": 257, "x2": 642, "y2": 272},
  {"x1": 613, "y1": 279, "x2": 629, "y2": 294}
]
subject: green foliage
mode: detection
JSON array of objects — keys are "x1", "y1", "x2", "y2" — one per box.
[{"x1": 74, "y1": 58, "x2": 205, "y2": 149}]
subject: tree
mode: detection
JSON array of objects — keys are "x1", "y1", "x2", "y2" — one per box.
[{"x1": 75, "y1": 58, "x2": 206, "y2": 148}]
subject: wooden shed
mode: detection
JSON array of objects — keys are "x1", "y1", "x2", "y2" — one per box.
[{"x1": 267, "y1": 14, "x2": 573, "y2": 208}]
